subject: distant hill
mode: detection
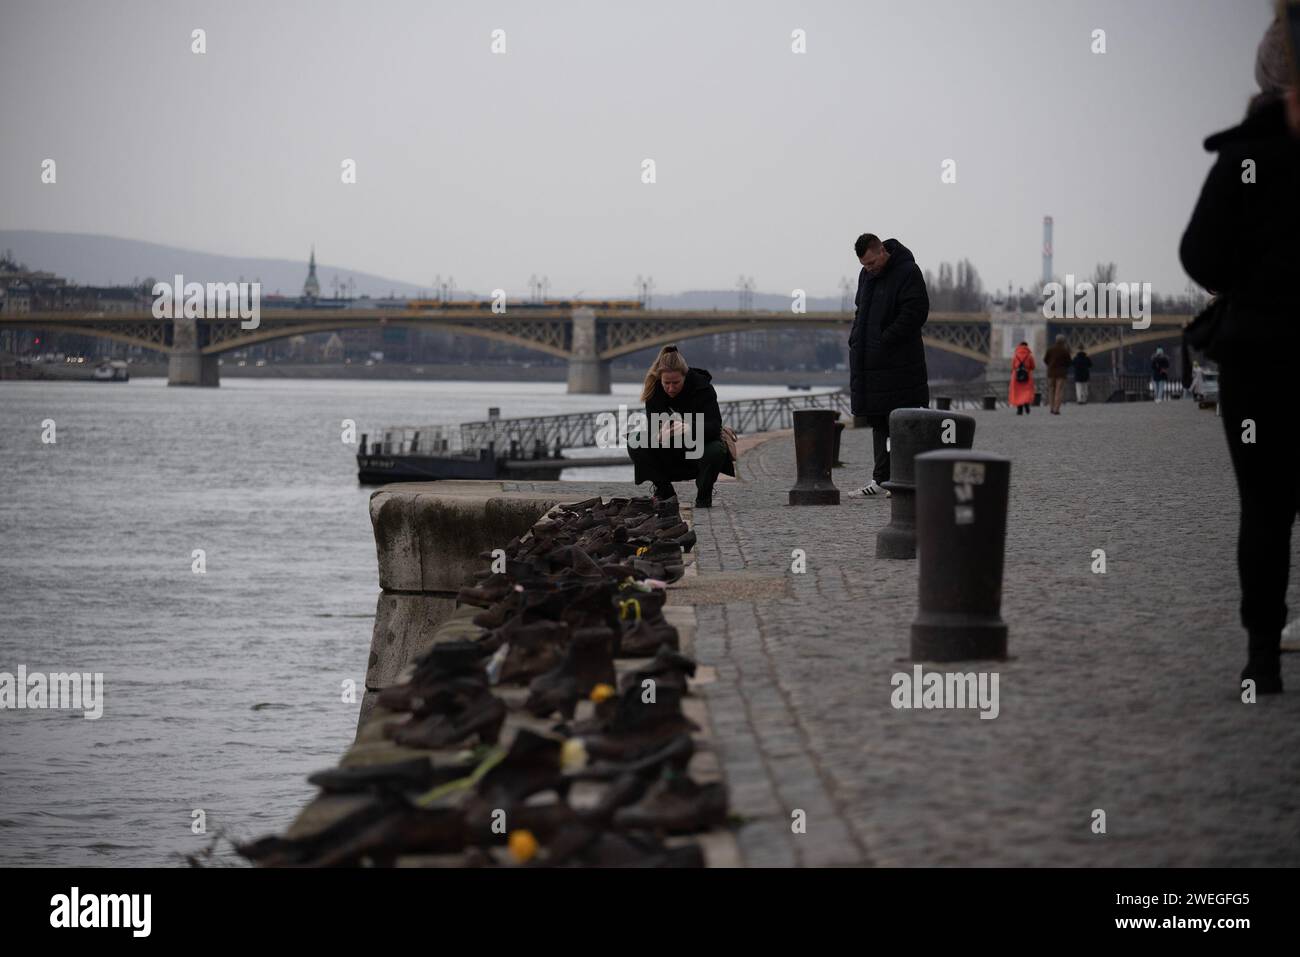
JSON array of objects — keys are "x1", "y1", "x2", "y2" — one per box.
[
  {"x1": 0, "y1": 230, "x2": 847, "y2": 310},
  {"x1": 0, "y1": 230, "x2": 424, "y2": 298}
]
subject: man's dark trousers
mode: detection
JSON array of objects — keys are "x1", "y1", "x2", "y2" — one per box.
[{"x1": 868, "y1": 414, "x2": 890, "y2": 484}]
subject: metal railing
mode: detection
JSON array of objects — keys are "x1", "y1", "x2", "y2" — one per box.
[
  {"x1": 720, "y1": 390, "x2": 852, "y2": 434},
  {"x1": 1110, "y1": 373, "x2": 1184, "y2": 400},
  {"x1": 930, "y1": 374, "x2": 1186, "y2": 410},
  {"x1": 457, "y1": 389, "x2": 853, "y2": 453},
  {"x1": 372, "y1": 375, "x2": 1196, "y2": 459},
  {"x1": 365, "y1": 424, "x2": 472, "y2": 457}
]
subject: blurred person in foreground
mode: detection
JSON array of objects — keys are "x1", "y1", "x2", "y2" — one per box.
[{"x1": 1179, "y1": 17, "x2": 1300, "y2": 693}]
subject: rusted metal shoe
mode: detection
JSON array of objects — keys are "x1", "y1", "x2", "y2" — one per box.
[
  {"x1": 306, "y1": 756, "x2": 463, "y2": 796},
  {"x1": 618, "y1": 619, "x2": 680, "y2": 658},
  {"x1": 619, "y1": 645, "x2": 695, "y2": 693},
  {"x1": 612, "y1": 767, "x2": 728, "y2": 834},
  {"x1": 494, "y1": 622, "x2": 573, "y2": 685},
  {"x1": 385, "y1": 690, "x2": 507, "y2": 748},
  {"x1": 524, "y1": 626, "x2": 618, "y2": 720}
]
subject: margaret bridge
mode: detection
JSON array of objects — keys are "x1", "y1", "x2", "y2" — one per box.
[{"x1": 0, "y1": 304, "x2": 1189, "y2": 393}]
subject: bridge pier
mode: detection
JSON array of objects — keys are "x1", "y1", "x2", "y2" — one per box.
[
  {"x1": 167, "y1": 351, "x2": 219, "y2": 386},
  {"x1": 566, "y1": 307, "x2": 610, "y2": 394},
  {"x1": 566, "y1": 355, "x2": 610, "y2": 393},
  {"x1": 167, "y1": 316, "x2": 219, "y2": 386},
  {"x1": 989, "y1": 314, "x2": 1047, "y2": 367}
]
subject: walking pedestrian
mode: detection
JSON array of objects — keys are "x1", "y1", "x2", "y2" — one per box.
[
  {"x1": 1043, "y1": 334, "x2": 1071, "y2": 414},
  {"x1": 1072, "y1": 348, "x2": 1093, "y2": 404},
  {"x1": 1009, "y1": 341, "x2": 1035, "y2": 415},
  {"x1": 1151, "y1": 347, "x2": 1171, "y2": 401},
  {"x1": 847, "y1": 233, "x2": 930, "y2": 497},
  {"x1": 627, "y1": 344, "x2": 735, "y2": 508},
  {"x1": 1179, "y1": 16, "x2": 1300, "y2": 692}
]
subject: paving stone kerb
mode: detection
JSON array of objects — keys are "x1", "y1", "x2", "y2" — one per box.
[{"x1": 687, "y1": 402, "x2": 1300, "y2": 867}]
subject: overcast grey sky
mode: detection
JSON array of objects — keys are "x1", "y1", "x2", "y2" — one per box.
[{"x1": 0, "y1": 0, "x2": 1278, "y2": 298}]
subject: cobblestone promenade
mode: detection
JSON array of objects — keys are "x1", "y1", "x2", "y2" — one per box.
[{"x1": 517, "y1": 398, "x2": 1300, "y2": 866}]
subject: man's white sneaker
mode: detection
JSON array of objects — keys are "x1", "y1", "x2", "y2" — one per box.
[{"x1": 848, "y1": 481, "x2": 890, "y2": 498}]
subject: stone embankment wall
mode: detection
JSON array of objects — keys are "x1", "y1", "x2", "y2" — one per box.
[{"x1": 360, "y1": 481, "x2": 567, "y2": 730}]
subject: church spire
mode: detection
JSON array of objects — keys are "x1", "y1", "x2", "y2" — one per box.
[{"x1": 303, "y1": 245, "x2": 320, "y2": 299}]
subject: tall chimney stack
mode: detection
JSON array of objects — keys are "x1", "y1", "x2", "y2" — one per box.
[{"x1": 1041, "y1": 216, "x2": 1053, "y2": 287}]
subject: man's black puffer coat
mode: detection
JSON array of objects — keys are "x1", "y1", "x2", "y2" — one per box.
[{"x1": 849, "y1": 239, "x2": 930, "y2": 418}]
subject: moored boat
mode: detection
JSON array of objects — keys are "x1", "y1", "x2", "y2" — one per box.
[
  {"x1": 355, "y1": 424, "x2": 626, "y2": 485},
  {"x1": 92, "y1": 360, "x2": 129, "y2": 382}
]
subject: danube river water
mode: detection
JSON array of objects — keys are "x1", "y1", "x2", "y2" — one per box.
[{"x1": 0, "y1": 377, "x2": 791, "y2": 866}]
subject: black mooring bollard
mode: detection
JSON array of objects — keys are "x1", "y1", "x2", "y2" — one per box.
[
  {"x1": 982, "y1": 395, "x2": 997, "y2": 411},
  {"x1": 877, "y1": 409, "x2": 976, "y2": 559},
  {"x1": 788, "y1": 409, "x2": 840, "y2": 505},
  {"x1": 935, "y1": 396, "x2": 952, "y2": 411},
  {"x1": 910, "y1": 449, "x2": 1010, "y2": 661},
  {"x1": 832, "y1": 418, "x2": 846, "y2": 467}
]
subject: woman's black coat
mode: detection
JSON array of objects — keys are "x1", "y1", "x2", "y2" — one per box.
[{"x1": 632, "y1": 367, "x2": 736, "y2": 484}]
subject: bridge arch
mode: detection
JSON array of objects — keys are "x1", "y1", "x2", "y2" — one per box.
[
  {"x1": 200, "y1": 317, "x2": 573, "y2": 359},
  {"x1": 0, "y1": 312, "x2": 578, "y2": 361},
  {"x1": 0, "y1": 319, "x2": 169, "y2": 354},
  {"x1": 1048, "y1": 326, "x2": 1184, "y2": 359},
  {"x1": 598, "y1": 319, "x2": 849, "y2": 361},
  {"x1": 598, "y1": 317, "x2": 991, "y2": 364},
  {"x1": 919, "y1": 336, "x2": 990, "y2": 363}
]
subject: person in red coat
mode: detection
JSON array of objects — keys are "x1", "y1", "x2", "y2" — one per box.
[{"x1": 1009, "y1": 341, "x2": 1036, "y2": 414}]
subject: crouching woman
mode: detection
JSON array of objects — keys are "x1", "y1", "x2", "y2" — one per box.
[{"x1": 627, "y1": 345, "x2": 735, "y2": 508}]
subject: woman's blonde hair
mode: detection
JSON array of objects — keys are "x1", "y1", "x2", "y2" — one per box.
[{"x1": 641, "y1": 345, "x2": 689, "y2": 402}]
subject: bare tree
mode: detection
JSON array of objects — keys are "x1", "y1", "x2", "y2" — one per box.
[{"x1": 955, "y1": 259, "x2": 984, "y2": 311}]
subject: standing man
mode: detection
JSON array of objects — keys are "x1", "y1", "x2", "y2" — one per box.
[
  {"x1": 847, "y1": 233, "x2": 930, "y2": 497},
  {"x1": 1072, "y1": 348, "x2": 1093, "y2": 404},
  {"x1": 1042, "y1": 334, "x2": 1072, "y2": 414}
]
